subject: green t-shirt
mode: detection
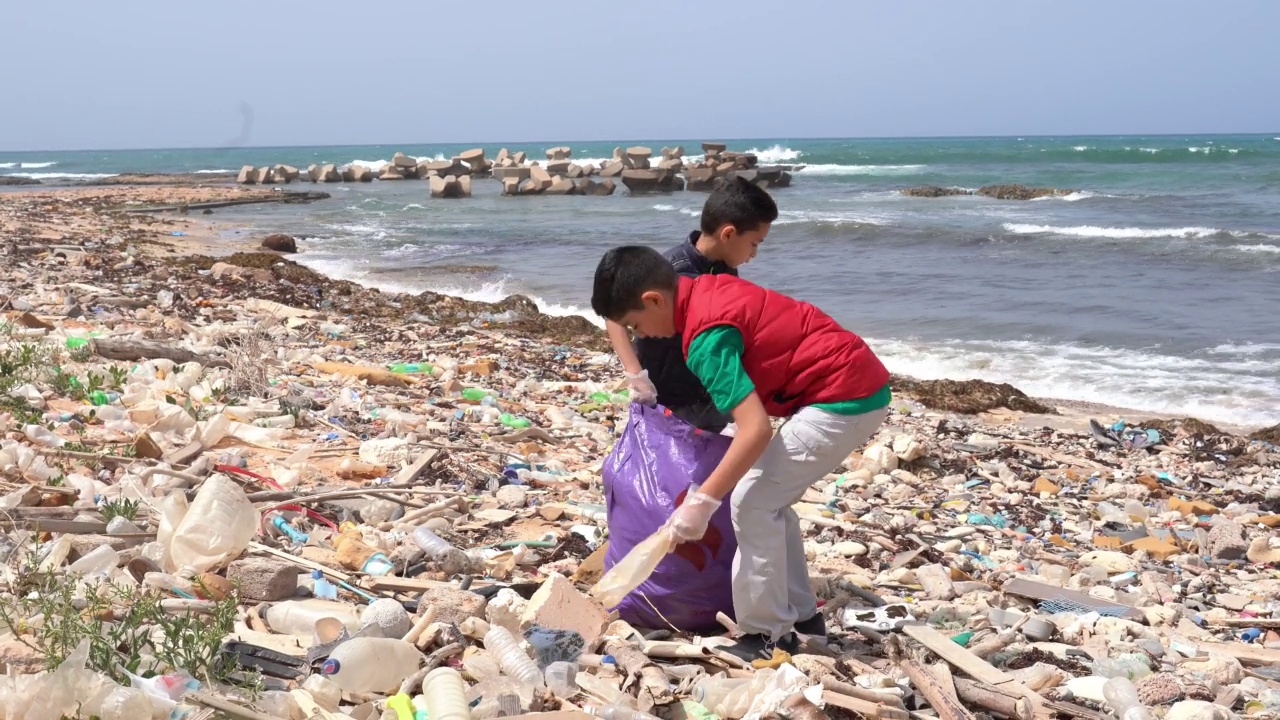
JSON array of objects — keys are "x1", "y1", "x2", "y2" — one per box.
[{"x1": 686, "y1": 326, "x2": 891, "y2": 416}]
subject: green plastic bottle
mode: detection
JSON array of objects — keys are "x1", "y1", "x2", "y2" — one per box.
[
  {"x1": 389, "y1": 363, "x2": 432, "y2": 374},
  {"x1": 461, "y1": 388, "x2": 495, "y2": 401},
  {"x1": 500, "y1": 413, "x2": 531, "y2": 429},
  {"x1": 65, "y1": 337, "x2": 89, "y2": 349}
]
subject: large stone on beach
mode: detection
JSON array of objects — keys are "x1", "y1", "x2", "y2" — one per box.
[
  {"x1": 459, "y1": 148, "x2": 489, "y2": 174},
  {"x1": 545, "y1": 176, "x2": 575, "y2": 195},
  {"x1": 344, "y1": 165, "x2": 372, "y2": 182},
  {"x1": 1207, "y1": 520, "x2": 1249, "y2": 561},
  {"x1": 261, "y1": 234, "x2": 298, "y2": 253},
  {"x1": 977, "y1": 184, "x2": 1074, "y2": 200},
  {"x1": 702, "y1": 141, "x2": 727, "y2": 155},
  {"x1": 546, "y1": 160, "x2": 572, "y2": 174},
  {"x1": 625, "y1": 146, "x2": 652, "y2": 170},
  {"x1": 902, "y1": 186, "x2": 973, "y2": 198},
  {"x1": 685, "y1": 167, "x2": 717, "y2": 192},
  {"x1": 392, "y1": 152, "x2": 417, "y2": 169},
  {"x1": 600, "y1": 161, "x2": 625, "y2": 178},
  {"x1": 379, "y1": 165, "x2": 405, "y2": 180},
  {"x1": 546, "y1": 146, "x2": 571, "y2": 161},
  {"x1": 274, "y1": 164, "x2": 300, "y2": 183},
  {"x1": 621, "y1": 168, "x2": 679, "y2": 194},
  {"x1": 528, "y1": 165, "x2": 553, "y2": 192},
  {"x1": 318, "y1": 164, "x2": 341, "y2": 182},
  {"x1": 253, "y1": 166, "x2": 275, "y2": 184},
  {"x1": 228, "y1": 557, "x2": 297, "y2": 601},
  {"x1": 889, "y1": 374, "x2": 1055, "y2": 415},
  {"x1": 237, "y1": 165, "x2": 256, "y2": 184},
  {"x1": 512, "y1": 151, "x2": 527, "y2": 165},
  {"x1": 306, "y1": 164, "x2": 321, "y2": 182},
  {"x1": 430, "y1": 175, "x2": 466, "y2": 198},
  {"x1": 494, "y1": 166, "x2": 531, "y2": 181},
  {"x1": 502, "y1": 177, "x2": 522, "y2": 196}
]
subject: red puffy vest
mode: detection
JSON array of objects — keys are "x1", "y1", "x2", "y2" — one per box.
[{"x1": 675, "y1": 275, "x2": 889, "y2": 417}]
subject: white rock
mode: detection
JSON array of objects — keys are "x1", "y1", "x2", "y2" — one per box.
[
  {"x1": 934, "y1": 539, "x2": 964, "y2": 553},
  {"x1": 832, "y1": 541, "x2": 868, "y2": 557},
  {"x1": 857, "y1": 445, "x2": 898, "y2": 474},
  {"x1": 945, "y1": 526, "x2": 978, "y2": 538},
  {"x1": 1165, "y1": 700, "x2": 1237, "y2": 720},
  {"x1": 495, "y1": 485, "x2": 528, "y2": 509},
  {"x1": 891, "y1": 434, "x2": 927, "y2": 462},
  {"x1": 1078, "y1": 550, "x2": 1139, "y2": 574},
  {"x1": 360, "y1": 598, "x2": 412, "y2": 638},
  {"x1": 485, "y1": 588, "x2": 528, "y2": 635},
  {"x1": 1179, "y1": 655, "x2": 1244, "y2": 686},
  {"x1": 358, "y1": 437, "x2": 410, "y2": 467},
  {"x1": 1063, "y1": 676, "x2": 1108, "y2": 704}
]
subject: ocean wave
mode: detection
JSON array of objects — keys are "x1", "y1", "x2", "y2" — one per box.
[
  {"x1": 0, "y1": 163, "x2": 12, "y2": 169},
  {"x1": 1028, "y1": 190, "x2": 1107, "y2": 203},
  {"x1": 871, "y1": 336, "x2": 1280, "y2": 428},
  {"x1": 346, "y1": 153, "x2": 447, "y2": 170},
  {"x1": 1072, "y1": 146, "x2": 1092, "y2": 152},
  {"x1": 743, "y1": 145, "x2": 801, "y2": 163},
  {"x1": 1001, "y1": 223, "x2": 1277, "y2": 240},
  {"x1": 773, "y1": 210, "x2": 888, "y2": 227},
  {"x1": 5, "y1": 172, "x2": 117, "y2": 180},
  {"x1": 796, "y1": 163, "x2": 926, "y2": 176},
  {"x1": 17, "y1": 161, "x2": 57, "y2": 169},
  {"x1": 194, "y1": 168, "x2": 234, "y2": 173},
  {"x1": 1233, "y1": 243, "x2": 1280, "y2": 254}
]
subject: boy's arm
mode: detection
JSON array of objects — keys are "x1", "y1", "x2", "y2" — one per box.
[
  {"x1": 697, "y1": 392, "x2": 771, "y2": 500},
  {"x1": 605, "y1": 319, "x2": 643, "y2": 374},
  {"x1": 605, "y1": 318, "x2": 656, "y2": 404}
]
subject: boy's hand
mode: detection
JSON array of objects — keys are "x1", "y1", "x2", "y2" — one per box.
[
  {"x1": 625, "y1": 369, "x2": 658, "y2": 405},
  {"x1": 667, "y1": 486, "x2": 722, "y2": 542}
]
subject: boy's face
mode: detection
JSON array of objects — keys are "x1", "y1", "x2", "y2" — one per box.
[
  {"x1": 616, "y1": 291, "x2": 677, "y2": 338},
  {"x1": 716, "y1": 222, "x2": 771, "y2": 268}
]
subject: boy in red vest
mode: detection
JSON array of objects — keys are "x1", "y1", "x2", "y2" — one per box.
[{"x1": 591, "y1": 245, "x2": 891, "y2": 661}]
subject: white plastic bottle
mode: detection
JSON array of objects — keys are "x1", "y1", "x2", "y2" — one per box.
[
  {"x1": 424, "y1": 667, "x2": 471, "y2": 720},
  {"x1": 67, "y1": 545, "x2": 120, "y2": 577},
  {"x1": 412, "y1": 526, "x2": 456, "y2": 559},
  {"x1": 167, "y1": 474, "x2": 257, "y2": 575},
  {"x1": 1103, "y1": 677, "x2": 1155, "y2": 720},
  {"x1": 265, "y1": 599, "x2": 362, "y2": 636},
  {"x1": 23, "y1": 424, "x2": 65, "y2": 448},
  {"x1": 583, "y1": 704, "x2": 663, "y2": 720},
  {"x1": 691, "y1": 675, "x2": 751, "y2": 712},
  {"x1": 321, "y1": 637, "x2": 422, "y2": 694},
  {"x1": 483, "y1": 626, "x2": 544, "y2": 686}
]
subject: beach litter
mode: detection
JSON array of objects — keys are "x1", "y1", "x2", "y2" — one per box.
[{"x1": 0, "y1": 186, "x2": 1277, "y2": 719}]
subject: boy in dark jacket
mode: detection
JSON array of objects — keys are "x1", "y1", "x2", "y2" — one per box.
[
  {"x1": 604, "y1": 177, "x2": 777, "y2": 431},
  {"x1": 591, "y1": 245, "x2": 891, "y2": 661}
]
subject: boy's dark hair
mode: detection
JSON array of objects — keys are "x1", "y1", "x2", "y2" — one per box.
[
  {"x1": 700, "y1": 176, "x2": 779, "y2": 236},
  {"x1": 592, "y1": 246, "x2": 679, "y2": 320}
]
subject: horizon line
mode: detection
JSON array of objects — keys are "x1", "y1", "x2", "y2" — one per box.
[{"x1": 4, "y1": 131, "x2": 1279, "y2": 155}]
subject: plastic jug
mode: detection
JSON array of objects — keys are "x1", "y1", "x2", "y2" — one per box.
[
  {"x1": 424, "y1": 667, "x2": 470, "y2": 720},
  {"x1": 321, "y1": 637, "x2": 422, "y2": 694},
  {"x1": 692, "y1": 675, "x2": 751, "y2": 712},
  {"x1": 266, "y1": 599, "x2": 362, "y2": 636},
  {"x1": 483, "y1": 626, "x2": 543, "y2": 686},
  {"x1": 167, "y1": 474, "x2": 257, "y2": 574}
]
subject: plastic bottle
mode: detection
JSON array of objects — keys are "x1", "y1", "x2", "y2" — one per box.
[
  {"x1": 93, "y1": 685, "x2": 154, "y2": 720},
  {"x1": 500, "y1": 413, "x2": 532, "y2": 429},
  {"x1": 23, "y1": 424, "x2": 65, "y2": 448},
  {"x1": 321, "y1": 637, "x2": 423, "y2": 694},
  {"x1": 265, "y1": 599, "x2": 362, "y2": 636},
  {"x1": 253, "y1": 414, "x2": 297, "y2": 429},
  {"x1": 92, "y1": 405, "x2": 128, "y2": 422},
  {"x1": 1103, "y1": 677, "x2": 1155, "y2": 720},
  {"x1": 424, "y1": 667, "x2": 470, "y2": 720},
  {"x1": 691, "y1": 676, "x2": 751, "y2": 711},
  {"x1": 67, "y1": 545, "x2": 119, "y2": 577},
  {"x1": 583, "y1": 705, "x2": 663, "y2": 720},
  {"x1": 42, "y1": 412, "x2": 77, "y2": 424},
  {"x1": 484, "y1": 626, "x2": 544, "y2": 687},
  {"x1": 461, "y1": 387, "x2": 497, "y2": 401},
  {"x1": 167, "y1": 474, "x2": 258, "y2": 575},
  {"x1": 312, "y1": 569, "x2": 338, "y2": 600},
  {"x1": 270, "y1": 513, "x2": 310, "y2": 544},
  {"x1": 66, "y1": 337, "x2": 90, "y2": 349},
  {"x1": 412, "y1": 526, "x2": 457, "y2": 559},
  {"x1": 544, "y1": 662, "x2": 578, "y2": 697},
  {"x1": 390, "y1": 363, "x2": 442, "y2": 377},
  {"x1": 89, "y1": 390, "x2": 121, "y2": 406},
  {"x1": 338, "y1": 458, "x2": 389, "y2": 478}
]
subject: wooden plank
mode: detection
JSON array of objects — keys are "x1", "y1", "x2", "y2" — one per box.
[
  {"x1": 395, "y1": 448, "x2": 443, "y2": 485},
  {"x1": 821, "y1": 690, "x2": 909, "y2": 720},
  {"x1": 902, "y1": 624, "x2": 1011, "y2": 685},
  {"x1": 1195, "y1": 641, "x2": 1280, "y2": 667},
  {"x1": 901, "y1": 657, "x2": 975, "y2": 720}
]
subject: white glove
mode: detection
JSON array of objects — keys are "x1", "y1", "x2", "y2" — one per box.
[
  {"x1": 624, "y1": 369, "x2": 658, "y2": 405},
  {"x1": 667, "y1": 486, "x2": 722, "y2": 542}
]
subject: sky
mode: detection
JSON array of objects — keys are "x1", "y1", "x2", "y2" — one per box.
[{"x1": 5, "y1": 1, "x2": 1280, "y2": 151}]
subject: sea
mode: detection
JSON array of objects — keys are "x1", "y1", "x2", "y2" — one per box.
[{"x1": 4, "y1": 135, "x2": 1279, "y2": 428}]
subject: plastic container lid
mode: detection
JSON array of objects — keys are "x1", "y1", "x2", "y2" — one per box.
[{"x1": 321, "y1": 658, "x2": 340, "y2": 675}]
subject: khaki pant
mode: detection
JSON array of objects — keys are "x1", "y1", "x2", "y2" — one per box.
[{"x1": 730, "y1": 405, "x2": 888, "y2": 639}]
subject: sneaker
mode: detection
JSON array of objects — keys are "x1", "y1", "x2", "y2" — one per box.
[
  {"x1": 794, "y1": 613, "x2": 828, "y2": 638},
  {"x1": 720, "y1": 633, "x2": 801, "y2": 664}
]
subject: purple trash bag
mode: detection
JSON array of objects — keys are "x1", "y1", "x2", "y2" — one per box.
[{"x1": 602, "y1": 403, "x2": 737, "y2": 632}]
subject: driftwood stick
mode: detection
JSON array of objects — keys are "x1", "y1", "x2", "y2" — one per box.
[
  {"x1": 901, "y1": 656, "x2": 975, "y2": 720},
  {"x1": 953, "y1": 678, "x2": 1033, "y2": 720},
  {"x1": 90, "y1": 337, "x2": 229, "y2": 368}
]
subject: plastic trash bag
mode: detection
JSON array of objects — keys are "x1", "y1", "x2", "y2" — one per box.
[{"x1": 601, "y1": 404, "x2": 737, "y2": 631}]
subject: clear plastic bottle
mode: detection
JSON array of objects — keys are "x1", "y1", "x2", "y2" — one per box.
[
  {"x1": 1103, "y1": 677, "x2": 1155, "y2": 720},
  {"x1": 265, "y1": 599, "x2": 362, "y2": 636},
  {"x1": 691, "y1": 676, "x2": 751, "y2": 712},
  {"x1": 93, "y1": 685, "x2": 153, "y2": 720},
  {"x1": 253, "y1": 414, "x2": 297, "y2": 429},
  {"x1": 321, "y1": 637, "x2": 422, "y2": 694},
  {"x1": 412, "y1": 526, "x2": 456, "y2": 559},
  {"x1": 311, "y1": 569, "x2": 338, "y2": 600},
  {"x1": 424, "y1": 667, "x2": 471, "y2": 720},
  {"x1": 67, "y1": 545, "x2": 119, "y2": 577},
  {"x1": 167, "y1": 474, "x2": 257, "y2": 575},
  {"x1": 583, "y1": 704, "x2": 664, "y2": 720},
  {"x1": 483, "y1": 626, "x2": 544, "y2": 686},
  {"x1": 544, "y1": 661, "x2": 578, "y2": 697},
  {"x1": 23, "y1": 424, "x2": 65, "y2": 448}
]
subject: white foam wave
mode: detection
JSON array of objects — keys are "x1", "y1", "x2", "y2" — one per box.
[
  {"x1": 1029, "y1": 191, "x2": 1105, "y2": 203},
  {"x1": 774, "y1": 210, "x2": 887, "y2": 226},
  {"x1": 1139, "y1": 148, "x2": 1160, "y2": 154},
  {"x1": 651, "y1": 204, "x2": 675, "y2": 211},
  {"x1": 796, "y1": 164, "x2": 926, "y2": 176},
  {"x1": 1004, "y1": 223, "x2": 1226, "y2": 240},
  {"x1": 1072, "y1": 146, "x2": 1091, "y2": 152},
  {"x1": 1209, "y1": 342, "x2": 1280, "y2": 355},
  {"x1": 0, "y1": 163, "x2": 13, "y2": 169},
  {"x1": 744, "y1": 145, "x2": 801, "y2": 163},
  {"x1": 193, "y1": 168, "x2": 234, "y2": 173},
  {"x1": 18, "y1": 161, "x2": 57, "y2": 169},
  {"x1": 5, "y1": 172, "x2": 117, "y2": 180},
  {"x1": 872, "y1": 336, "x2": 1280, "y2": 428},
  {"x1": 1234, "y1": 243, "x2": 1280, "y2": 254}
]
